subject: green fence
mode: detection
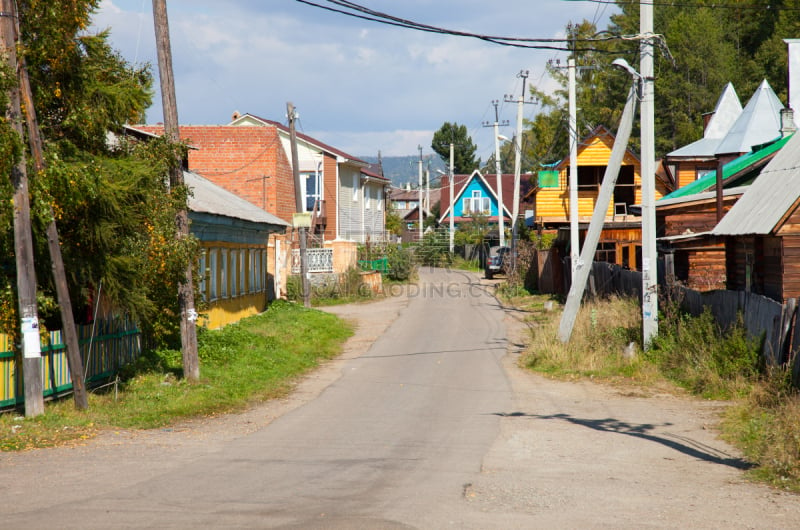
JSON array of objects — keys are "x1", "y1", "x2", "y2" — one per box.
[
  {"x1": 0, "y1": 318, "x2": 144, "y2": 409},
  {"x1": 359, "y1": 258, "x2": 390, "y2": 273}
]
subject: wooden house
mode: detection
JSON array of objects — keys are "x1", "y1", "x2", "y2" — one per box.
[
  {"x1": 186, "y1": 171, "x2": 289, "y2": 328},
  {"x1": 527, "y1": 125, "x2": 670, "y2": 270},
  {"x1": 713, "y1": 131, "x2": 800, "y2": 303},
  {"x1": 438, "y1": 170, "x2": 534, "y2": 237},
  {"x1": 656, "y1": 79, "x2": 792, "y2": 291}
]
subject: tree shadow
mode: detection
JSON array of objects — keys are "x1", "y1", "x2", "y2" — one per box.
[{"x1": 491, "y1": 411, "x2": 753, "y2": 470}]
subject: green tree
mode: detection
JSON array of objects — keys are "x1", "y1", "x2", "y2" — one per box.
[
  {"x1": 0, "y1": 1, "x2": 190, "y2": 346},
  {"x1": 431, "y1": 122, "x2": 480, "y2": 174}
]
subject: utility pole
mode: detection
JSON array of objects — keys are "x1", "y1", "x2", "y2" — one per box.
[
  {"x1": 418, "y1": 145, "x2": 423, "y2": 242},
  {"x1": 568, "y1": 57, "x2": 580, "y2": 274},
  {"x1": 153, "y1": 0, "x2": 199, "y2": 380},
  {"x1": 449, "y1": 143, "x2": 455, "y2": 253},
  {"x1": 559, "y1": 79, "x2": 639, "y2": 343},
  {"x1": 640, "y1": 1, "x2": 659, "y2": 347},
  {"x1": 288, "y1": 102, "x2": 310, "y2": 308},
  {"x1": 483, "y1": 100, "x2": 508, "y2": 247},
  {"x1": 504, "y1": 71, "x2": 535, "y2": 254},
  {"x1": 1, "y1": 0, "x2": 43, "y2": 416},
  {"x1": 12, "y1": 3, "x2": 88, "y2": 409}
]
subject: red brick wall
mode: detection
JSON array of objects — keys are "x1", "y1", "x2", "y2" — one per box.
[{"x1": 134, "y1": 125, "x2": 297, "y2": 224}]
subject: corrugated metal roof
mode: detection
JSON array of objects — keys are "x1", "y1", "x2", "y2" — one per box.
[
  {"x1": 713, "y1": 131, "x2": 800, "y2": 235},
  {"x1": 659, "y1": 134, "x2": 791, "y2": 200},
  {"x1": 715, "y1": 80, "x2": 784, "y2": 155},
  {"x1": 657, "y1": 186, "x2": 748, "y2": 208},
  {"x1": 185, "y1": 171, "x2": 289, "y2": 227},
  {"x1": 667, "y1": 83, "x2": 742, "y2": 158}
]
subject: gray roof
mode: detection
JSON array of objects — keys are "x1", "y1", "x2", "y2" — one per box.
[
  {"x1": 715, "y1": 80, "x2": 784, "y2": 156},
  {"x1": 713, "y1": 132, "x2": 800, "y2": 236},
  {"x1": 667, "y1": 83, "x2": 742, "y2": 158},
  {"x1": 184, "y1": 171, "x2": 289, "y2": 227}
]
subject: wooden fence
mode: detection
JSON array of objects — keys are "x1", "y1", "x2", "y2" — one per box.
[
  {"x1": 580, "y1": 261, "x2": 795, "y2": 371},
  {"x1": 0, "y1": 318, "x2": 144, "y2": 409}
]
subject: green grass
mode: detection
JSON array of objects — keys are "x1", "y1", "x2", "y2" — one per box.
[{"x1": 0, "y1": 301, "x2": 353, "y2": 449}]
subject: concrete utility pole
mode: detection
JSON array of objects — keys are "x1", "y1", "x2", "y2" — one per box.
[
  {"x1": 288, "y1": 102, "x2": 310, "y2": 308},
  {"x1": 153, "y1": 0, "x2": 199, "y2": 380},
  {"x1": 483, "y1": 100, "x2": 508, "y2": 247},
  {"x1": 558, "y1": 79, "x2": 639, "y2": 343},
  {"x1": 449, "y1": 143, "x2": 455, "y2": 253},
  {"x1": 12, "y1": 3, "x2": 88, "y2": 409},
  {"x1": 1, "y1": 0, "x2": 43, "y2": 416},
  {"x1": 640, "y1": 1, "x2": 659, "y2": 347},
  {"x1": 568, "y1": 57, "x2": 580, "y2": 274},
  {"x1": 418, "y1": 145, "x2": 423, "y2": 241},
  {"x1": 511, "y1": 70, "x2": 527, "y2": 251}
]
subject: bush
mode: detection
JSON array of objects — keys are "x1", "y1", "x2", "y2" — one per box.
[
  {"x1": 386, "y1": 244, "x2": 415, "y2": 281},
  {"x1": 648, "y1": 308, "x2": 761, "y2": 399}
]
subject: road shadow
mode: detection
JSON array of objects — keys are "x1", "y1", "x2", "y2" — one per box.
[{"x1": 490, "y1": 411, "x2": 754, "y2": 470}]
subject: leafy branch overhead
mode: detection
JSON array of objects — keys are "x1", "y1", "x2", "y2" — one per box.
[{"x1": 0, "y1": 0, "x2": 192, "y2": 348}]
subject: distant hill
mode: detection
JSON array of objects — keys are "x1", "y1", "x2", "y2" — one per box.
[{"x1": 361, "y1": 155, "x2": 447, "y2": 188}]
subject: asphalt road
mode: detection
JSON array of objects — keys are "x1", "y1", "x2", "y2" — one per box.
[{"x1": 3, "y1": 267, "x2": 800, "y2": 529}]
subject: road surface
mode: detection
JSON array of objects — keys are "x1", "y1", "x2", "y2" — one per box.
[{"x1": 1, "y1": 267, "x2": 800, "y2": 528}]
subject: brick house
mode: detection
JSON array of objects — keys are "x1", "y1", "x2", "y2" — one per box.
[
  {"x1": 229, "y1": 113, "x2": 390, "y2": 243},
  {"x1": 127, "y1": 124, "x2": 297, "y2": 226}
]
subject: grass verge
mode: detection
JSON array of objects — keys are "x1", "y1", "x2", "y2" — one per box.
[
  {"x1": 501, "y1": 289, "x2": 800, "y2": 491},
  {"x1": 0, "y1": 301, "x2": 353, "y2": 451}
]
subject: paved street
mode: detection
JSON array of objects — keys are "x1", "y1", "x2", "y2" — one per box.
[{"x1": 2, "y1": 268, "x2": 800, "y2": 528}]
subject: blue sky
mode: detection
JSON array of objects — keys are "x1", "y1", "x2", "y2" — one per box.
[{"x1": 91, "y1": 0, "x2": 615, "y2": 161}]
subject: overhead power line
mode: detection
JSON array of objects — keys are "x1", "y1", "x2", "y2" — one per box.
[{"x1": 294, "y1": 0, "x2": 634, "y2": 53}]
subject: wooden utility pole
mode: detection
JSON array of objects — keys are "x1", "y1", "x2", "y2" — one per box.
[
  {"x1": 152, "y1": 0, "x2": 199, "y2": 380},
  {"x1": 10, "y1": 3, "x2": 88, "y2": 409},
  {"x1": 1, "y1": 0, "x2": 43, "y2": 416},
  {"x1": 287, "y1": 102, "x2": 310, "y2": 308}
]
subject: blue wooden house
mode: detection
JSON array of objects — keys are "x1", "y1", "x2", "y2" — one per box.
[{"x1": 438, "y1": 169, "x2": 528, "y2": 227}]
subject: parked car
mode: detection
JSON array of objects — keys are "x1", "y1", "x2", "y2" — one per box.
[{"x1": 485, "y1": 245, "x2": 510, "y2": 279}]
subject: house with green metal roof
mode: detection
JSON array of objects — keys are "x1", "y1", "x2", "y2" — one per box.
[{"x1": 655, "y1": 86, "x2": 795, "y2": 291}]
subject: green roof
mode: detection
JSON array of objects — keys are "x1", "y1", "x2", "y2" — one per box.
[{"x1": 660, "y1": 133, "x2": 794, "y2": 200}]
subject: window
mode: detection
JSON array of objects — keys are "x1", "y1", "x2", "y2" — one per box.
[
  {"x1": 352, "y1": 173, "x2": 359, "y2": 201},
  {"x1": 239, "y1": 249, "x2": 246, "y2": 295},
  {"x1": 302, "y1": 171, "x2": 322, "y2": 212},
  {"x1": 198, "y1": 250, "x2": 208, "y2": 302},
  {"x1": 377, "y1": 188, "x2": 383, "y2": 210},
  {"x1": 249, "y1": 250, "x2": 256, "y2": 293},
  {"x1": 230, "y1": 250, "x2": 238, "y2": 297},
  {"x1": 462, "y1": 190, "x2": 490, "y2": 216},
  {"x1": 209, "y1": 249, "x2": 218, "y2": 301},
  {"x1": 220, "y1": 249, "x2": 228, "y2": 299},
  {"x1": 365, "y1": 185, "x2": 371, "y2": 209}
]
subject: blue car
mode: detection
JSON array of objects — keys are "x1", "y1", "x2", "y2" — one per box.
[{"x1": 485, "y1": 245, "x2": 510, "y2": 279}]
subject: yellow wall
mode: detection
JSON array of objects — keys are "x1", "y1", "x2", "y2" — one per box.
[
  {"x1": 197, "y1": 240, "x2": 272, "y2": 330},
  {"x1": 535, "y1": 134, "x2": 666, "y2": 223}
]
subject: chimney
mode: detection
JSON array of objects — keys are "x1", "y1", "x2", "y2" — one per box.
[
  {"x1": 785, "y1": 39, "x2": 800, "y2": 127},
  {"x1": 702, "y1": 111, "x2": 714, "y2": 133},
  {"x1": 782, "y1": 108, "x2": 796, "y2": 136}
]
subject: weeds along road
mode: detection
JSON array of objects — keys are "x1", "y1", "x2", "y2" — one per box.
[{"x1": 2, "y1": 268, "x2": 800, "y2": 528}]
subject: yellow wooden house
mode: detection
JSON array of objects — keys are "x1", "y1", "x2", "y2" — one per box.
[{"x1": 527, "y1": 125, "x2": 670, "y2": 270}]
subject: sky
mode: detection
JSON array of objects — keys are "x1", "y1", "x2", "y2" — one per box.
[{"x1": 91, "y1": 0, "x2": 616, "y2": 163}]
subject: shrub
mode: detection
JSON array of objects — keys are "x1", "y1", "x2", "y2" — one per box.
[
  {"x1": 415, "y1": 230, "x2": 452, "y2": 267},
  {"x1": 386, "y1": 244, "x2": 415, "y2": 281}
]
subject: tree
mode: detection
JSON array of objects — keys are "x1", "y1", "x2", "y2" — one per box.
[
  {"x1": 431, "y1": 122, "x2": 480, "y2": 174},
  {"x1": 0, "y1": 1, "x2": 192, "y2": 349}
]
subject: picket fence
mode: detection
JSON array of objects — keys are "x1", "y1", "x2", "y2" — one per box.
[{"x1": 0, "y1": 318, "x2": 143, "y2": 408}]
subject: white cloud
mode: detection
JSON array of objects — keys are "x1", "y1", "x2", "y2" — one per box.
[{"x1": 91, "y1": 0, "x2": 616, "y2": 159}]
